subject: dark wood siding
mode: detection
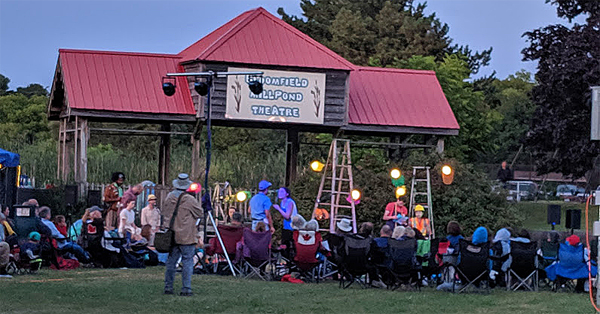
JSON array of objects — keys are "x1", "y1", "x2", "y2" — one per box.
[{"x1": 183, "y1": 61, "x2": 349, "y2": 127}]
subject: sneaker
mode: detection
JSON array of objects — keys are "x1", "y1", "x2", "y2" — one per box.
[
  {"x1": 179, "y1": 291, "x2": 194, "y2": 297},
  {"x1": 163, "y1": 290, "x2": 174, "y2": 295},
  {"x1": 371, "y1": 280, "x2": 387, "y2": 289}
]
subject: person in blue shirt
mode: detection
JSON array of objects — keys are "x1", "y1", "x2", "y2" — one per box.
[
  {"x1": 39, "y1": 206, "x2": 90, "y2": 263},
  {"x1": 445, "y1": 221, "x2": 464, "y2": 252},
  {"x1": 249, "y1": 180, "x2": 274, "y2": 233},
  {"x1": 273, "y1": 187, "x2": 297, "y2": 256}
]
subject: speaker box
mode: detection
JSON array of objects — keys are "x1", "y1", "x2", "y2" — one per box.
[
  {"x1": 65, "y1": 185, "x2": 78, "y2": 206},
  {"x1": 566, "y1": 209, "x2": 581, "y2": 229},
  {"x1": 547, "y1": 204, "x2": 561, "y2": 225},
  {"x1": 87, "y1": 189, "x2": 102, "y2": 207}
]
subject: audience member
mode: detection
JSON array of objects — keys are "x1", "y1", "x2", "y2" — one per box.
[
  {"x1": 0, "y1": 240, "x2": 9, "y2": 277},
  {"x1": 400, "y1": 227, "x2": 416, "y2": 240},
  {"x1": 511, "y1": 229, "x2": 531, "y2": 243},
  {"x1": 374, "y1": 225, "x2": 393, "y2": 248},
  {"x1": 119, "y1": 200, "x2": 141, "y2": 244},
  {"x1": 120, "y1": 184, "x2": 143, "y2": 210},
  {"x1": 54, "y1": 215, "x2": 68, "y2": 237},
  {"x1": 490, "y1": 228, "x2": 512, "y2": 287},
  {"x1": 230, "y1": 212, "x2": 243, "y2": 228},
  {"x1": 39, "y1": 207, "x2": 90, "y2": 263},
  {"x1": 391, "y1": 226, "x2": 405, "y2": 240},
  {"x1": 141, "y1": 194, "x2": 161, "y2": 245},
  {"x1": 305, "y1": 219, "x2": 319, "y2": 232},
  {"x1": 446, "y1": 221, "x2": 464, "y2": 252},
  {"x1": 291, "y1": 215, "x2": 307, "y2": 230},
  {"x1": 2, "y1": 205, "x2": 15, "y2": 232},
  {"x1": 255, "y1": 222, "x2": 267, "y2": 233},
  {"x1": 471, "y1": 226, "x2": 488, "y2": 245},
  {"x1": 358, "y1": 222, "x2": 374, "y2": 238}
]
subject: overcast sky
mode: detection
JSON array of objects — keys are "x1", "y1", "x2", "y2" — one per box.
[{"x1": 0, "y1": 0, "x2": 580, "y2": 90}]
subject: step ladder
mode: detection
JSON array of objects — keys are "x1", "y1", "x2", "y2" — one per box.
[
  {"x1": 204, "y1": 182, "x2": 232, "y2": 241},
  {"x1": 408, "y1": 166, "x2": 435, "y2": 239},
  {"x1": 313, "y1": 139, "x2": 357, "y2": 233}
]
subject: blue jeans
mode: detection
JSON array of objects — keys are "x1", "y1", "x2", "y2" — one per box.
[
  {"x1": 59, "y1": 242, "x2": 90, "y2": 262},
  {"x1": 164, "y1": 244, "x2": 196, "y2": 293}
]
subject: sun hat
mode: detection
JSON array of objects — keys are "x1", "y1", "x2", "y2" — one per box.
[
  {"x1": 28, "y1": 231, "x2": 41, "y2": 241},
  {"x1": 336, "y1": 218, "x2": 353, "y2": 232},
  {"x1": 173, "y1": 173, "x2": 192, "y2": 190},
  {"x1": 258, "y1": 180, "x2": 272, "y2": 191},
  {"x1": 147, "y1": 194, "x2": 157, "y2": 201},
  {"x1": 415, "y1": 205, "x2": 425, "y2": 212}
]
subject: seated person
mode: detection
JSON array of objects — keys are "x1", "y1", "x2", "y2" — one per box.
[
  {"x1": 399, "y1": 227, "x2": 416, "y2": 241},
  {"x1": 230, "y1": 213, "x2": 243, "y2": 228},
  {"x1": 54, "y1": 215, "x2": 68, "y2": 237},
  {"x1": 291, "y1": 215, "x2": 307, "y2": 230},
  {"x1": 391, "y1": 226, "x2": 405, "y2": 240},
  {"x1": 371, "y1": 225, "x2": 392, "y2": 268},
  {"x1": 546, "y1": 234, "x2": 597, "y2": 292},
  {"x1": 445, "y1": 221, "x2": 464, "y2": 253},
  {"x1": 0, "y1": 241, "x2": 9, "y2": 276},
  {"x1": 119, "y1": 200, "x2": 142, "y2": 246},
  {"x1": 39, "y1": 207, "x2": 90, "y2": 263},
  {"x1": 490, "y1": 228, "x2": 512, "y2": 287},
  {"x1": 511, "y1": 229, "x2": 531, "y2": 243},
  {"x1": 358, "y1": 222, "x2": 374, "y2": 238},
  {"x1": 20, "y1": 232, "x2": 43, "y2": 271},
  {"x1": 254, "y1": 222, "x2": 267, "y2": 233}
]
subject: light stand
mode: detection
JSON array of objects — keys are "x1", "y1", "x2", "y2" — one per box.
[{"x1": 164, "y1": 70, "x2": 263, "y2": 277}]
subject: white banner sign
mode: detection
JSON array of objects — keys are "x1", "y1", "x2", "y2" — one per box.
[{"x1": 226, "y1": 67, "x2": 326, "y2": 124}]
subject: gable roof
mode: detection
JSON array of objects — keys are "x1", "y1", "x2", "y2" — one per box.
[
  {"x1": 177, "y1": 7, "x2": 354, "y2": 71},
  {"x1": 348, "y1": 66, "x2": 460, "y2": 130},
  {"x1": 56, "y1": 49, "x2": 195, "y2": 116}
]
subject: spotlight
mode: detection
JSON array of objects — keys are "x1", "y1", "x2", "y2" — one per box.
[
  {"x1": 194, "y1": 81, "x2": 210, "y2": 96},
  {"x1": 390, "y1": 168, "x2": 405, "y2": 187},
  {"x1": 187, "y1": 182, "x2": 201, "y2": 194},
  {"x1": 248, "y1": 79, "x2": 263, "y2": 95},
  {"x1": 395, "y1": 186, "x2": 407, "y2": 198},
  {"x1": 236, "y1": 191, "x2": 248, "y2": 202},
  {"x1": 351, "y1": 189, "x2": 361, "y2": 201},
  {"x1": 162, "y1": 77, "x2": 176, "y2": 96},
  {"x1": 441, "y1": 164, "x2": 454, "y2": 185},
  {"x1": 310, "y1": 160, "x2": 325, "y2": 172},
  {"x1": 390, "y1": 169, "x2": 401, "y2": 179}
]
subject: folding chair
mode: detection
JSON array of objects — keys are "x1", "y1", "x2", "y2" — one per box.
[
  {"x1": 546, "y1": 243, "x2": 597, "y2": 292},
  {"x1": 453, "y1": 239, "x2": 490, "y2": 293},
  {"x1": 291, "y1": 230, "x2": 322, "y2": 282},
  {"x1": 205, "y1": 225, "x2": 243, "y2": 275},
  {"x1": 507, "y1": 241, "x2": 538, "y2": 291},
  {"x1": 386, "y1": 238, "x2": 420, "y2": 291},
  {"x1": 238, "y1": 228, "x2": 272, "y2": 281},
  {"x1": 338, "y1": 234, "x2": 371, "y2": 289}
]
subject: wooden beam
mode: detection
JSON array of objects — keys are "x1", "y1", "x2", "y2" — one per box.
[
  {"x1": 342, "y1": 124, "x2": 459, "y2": 136},
  {"x1": 285, "y1": 129, "x2": 299, "y2": 186},
  {"x1": 88, "y1": 128, "x2": 193, "y2": 136},
  {"x1": 79, "y1": 118, "x2": 89, "y2": 197},
  {"x1": 61, "y1": 108, "x2": 196, "y2": 123}
]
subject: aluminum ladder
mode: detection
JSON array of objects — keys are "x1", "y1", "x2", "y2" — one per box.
[{"x1": 408, "y1": 166, "x2": 435, "y2": 239}]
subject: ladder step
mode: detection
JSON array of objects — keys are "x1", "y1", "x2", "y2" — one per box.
[
  {"x1": 320, "y1": 203, "x2": 354, "y2": 209},
  {"x1": 326, "y1": 177, "x2": 351, "y2": 182},
  {"x1": 414, "y1": 179, "x2": 429, "y2": 182},
  {"x1": 334, "y1": 215, "x2": 352, "y2": 220},
  {"x1": 413, "y1": 192, "x2": 429, "y2": 196}
]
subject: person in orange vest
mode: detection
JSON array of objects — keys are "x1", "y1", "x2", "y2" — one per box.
[{"x1": 409, "y1": 205, "x2": 431, "y2": 238}]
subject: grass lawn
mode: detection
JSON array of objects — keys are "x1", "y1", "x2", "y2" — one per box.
[
  {"x1": 0, "y1": 267, "x2": 594, "y2": 314},
  {"x1": 518, "y1": 200, "x2": 593, "y2": 232}
]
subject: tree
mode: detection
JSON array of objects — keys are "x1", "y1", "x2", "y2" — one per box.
[
  {"x1": 279, "y1": 0, "x2": 491, "y2": 72},
  {"x1": 0, "y1": 74, "x2": 9, "y2": 96},
  {"x1": 522, "y1": 0, "x2": 600, "y2": 178},
  {"x1": 16, "y1": 83, "x2": 48, "y2": 98},
  {"x1": 0, "y1": 93, "x2": 51, "y2": 146},
  {"x1": 398, "y1": 55, "x2": 502, "y2": 162}
]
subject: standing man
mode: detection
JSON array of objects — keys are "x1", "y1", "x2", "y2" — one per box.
[
  {"x1": 249, "y1": 180, "x2": 275, "y2": 233},
  {"x1": 162, "y1": 173, "x2": 202, "y2": 296},
  {"x1": 497, "y1": 161, "x2": 513, "y2": 183},
  {"x1": 104, "y1": 172, "x2": 125, "y2": 230},
  {"x1": 141, "y1": 194, "x2": 161, "y2": 244}
]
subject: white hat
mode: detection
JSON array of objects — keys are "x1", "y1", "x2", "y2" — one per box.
[{"x1": 336, "y1": 218, "x2": 352, "y2": 232}]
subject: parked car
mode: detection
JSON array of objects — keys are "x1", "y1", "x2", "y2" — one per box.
[
  {"x1": 556, "y1": 184, "x2": 587, "y2": 202},
  {"x1": 504, "y1": 180, "x2": 539, "y2": 202}
]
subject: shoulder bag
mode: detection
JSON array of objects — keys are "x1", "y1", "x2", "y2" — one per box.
[{"x1": 154, "y1": 193, "x2": 184, "y2": 253}]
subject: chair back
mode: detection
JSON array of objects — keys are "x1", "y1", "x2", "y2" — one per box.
[
  {"x1": 293, "y1": 230, "x2": 322, "y2": 264},
  {"x1": 388, "y1": 238, "x2": 417, "y2": 272},
  {"x1": 215, "y1": 225, "x2": 244, "y2": 255},
  {"x1": 242, "y1": 228, "x2": 271, "y2": 262},
  {"x1": 558, "y1": 242, "x2": 585, "y2": 268},
  {"x1": 341, "y1": 234, "x2": 371, "y2": 274},
  {"x1": 510, "y1": 241, "x2": 537, "y2": 276},
  {"x1": 457, "y1": 239, "x2": 490, "y2": 281},
  {"x1": 541, "y1": 241, "x2": 559, "y2": 260}
]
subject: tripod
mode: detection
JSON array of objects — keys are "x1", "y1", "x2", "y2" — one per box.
[{"x1": 203, "y1": 206, "x2": 236, "y2": 276}]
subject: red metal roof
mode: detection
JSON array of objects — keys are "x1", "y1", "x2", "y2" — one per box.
[
  {"x1": 59, "y1": 49, "x2": 195, "y2": 115},
  {"x1": 348, "y1": 67, "x2": 459, "y2": 130},
  {"x1": 178, "y1": 7, "x2": 354, "y2": 71}
]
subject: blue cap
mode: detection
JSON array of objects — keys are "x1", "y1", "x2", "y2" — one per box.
[
  {"x1": 258, "y1": 180, "x2": 272, "y2": 191},
  {"x1": 29, "y1": 231, "x2": 41, "y2": 241}
]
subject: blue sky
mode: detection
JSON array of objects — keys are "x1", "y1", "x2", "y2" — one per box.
[{"x1": 0, "y1": 0, "x2": 580, "y2": 90}]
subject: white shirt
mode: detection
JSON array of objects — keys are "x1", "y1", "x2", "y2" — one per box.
[
  {"x1": 141, "y1": 205, "x2": 161, "y2": 232},
  {"x1": 118, "y1": 208, "x2": 136, "y2": 236}
]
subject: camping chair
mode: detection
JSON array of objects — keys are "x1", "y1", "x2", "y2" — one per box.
[
  {"x1": 338, "y1": 234, "x2": 372, "y2": 289},
  {"x1": 453, "y1": 239, "x2": 490, "y2": 293},
  {"x1": 546, "y1": 243, "x2": 597, "y2": 292},
  {"x1": 507, "y1": 241, "x2": 539, "y2": 291},
  {"x1": 238, "y1": 228, "x2": 272, "y2": 281},
  {"x1": 386, "y1": 238, "x2": 420, "y2": 291},
  {"x1": 291, "y1": 230, "x2": 322, "y2": 282},
  {"x1": 205, "y1": 225, "x2": 243, "y2": 275}
]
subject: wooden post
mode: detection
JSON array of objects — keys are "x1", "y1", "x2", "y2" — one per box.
[
  {"x1": 57, "y1": 118, "x2": 63, "y2": 180},
  {"x1": 436, "y1": 138, "x2": 445, "y2": 154},
  {"x1": 79, "y1": 118, "x2": 89, "y2": 198},
  {"x1": 158, "y1": 124, "x2": 171, "y2": 185},
  {"x1": 285, "y1": 129, "x2": 299, "y2": 186},
  {"x1": 74, "y1": 116, "x2": 79, "y2": 184}
]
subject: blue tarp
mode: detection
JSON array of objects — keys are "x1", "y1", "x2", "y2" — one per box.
[{"x1": 0, "y1": 148, "x2": 20, "y2": 167}]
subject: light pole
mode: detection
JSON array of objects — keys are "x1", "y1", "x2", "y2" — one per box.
[{"x1": 162, "y1": 70, "x2": 263, "y2": 276}]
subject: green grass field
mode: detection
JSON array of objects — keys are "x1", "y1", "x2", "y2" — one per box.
[
  {"x1": 0, "y1": 267, "x2": 594, "y2": 314},
  {"x1": 518, "y1": 201, "x2": 592, "y2": 232}
]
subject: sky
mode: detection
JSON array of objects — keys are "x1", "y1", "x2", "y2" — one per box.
[{"x1": 0, "y1": 0, "x2": 583, "y2": 90}]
